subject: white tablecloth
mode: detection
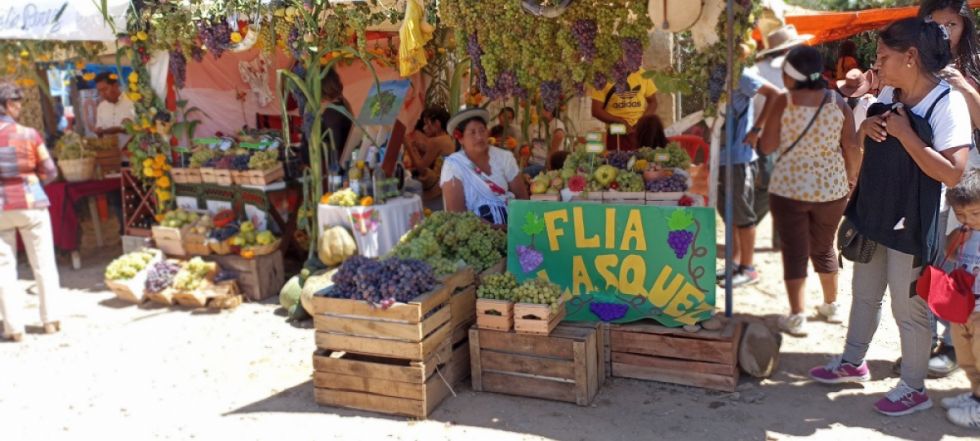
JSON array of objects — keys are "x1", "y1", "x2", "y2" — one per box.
[{"x1": 317, "y1": 195, "x2": 424, "y2": 258}]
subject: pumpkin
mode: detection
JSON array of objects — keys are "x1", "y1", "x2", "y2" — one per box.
[
  {"x1": 301, "y1": 269, "x2": 338, "y2": 316},
  {"x1": 318, "y1": 226, "x2": 357, "y2": 266}
]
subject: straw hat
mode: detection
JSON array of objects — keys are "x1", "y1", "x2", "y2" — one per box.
[
  {"x1": 757, "y1": 25, "x2": 813, "y2": 58},
  {"x1": 837, "y1": 69, "x2": 875, "y2": 98},
  {"x1": 447, "y1": 107, "x2": 490, "y2": 134}
]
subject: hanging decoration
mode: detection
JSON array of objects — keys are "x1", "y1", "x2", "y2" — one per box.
[
  {"x1": 442, "y1": 0, "x2": 651, "y2": 104},
  {"x1": 239, "y1": 54, "x2": 274, "y2": 108}
]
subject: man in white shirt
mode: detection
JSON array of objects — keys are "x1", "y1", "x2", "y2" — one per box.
[{"x1": 94, "y1": 72, "x2": 135, "y2": 151}]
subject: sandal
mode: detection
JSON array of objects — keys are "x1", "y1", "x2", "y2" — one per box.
[{"x1": 43, "y1": 321, "x2": 61, "y2": 334}]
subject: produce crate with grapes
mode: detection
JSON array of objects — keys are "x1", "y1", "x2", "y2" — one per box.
[
  {"x1": 512, "y1": 279, "x2": 567, "y2": 336},
  {"x1": 200, "y1": 167, "x2": 218, "y2": 184},
  {"x1": 152, "y1": 209, "x2": 207, "y2": 257},
  {"x1": 104, "y1": 249, "x2": 163, "y2": 303},
  {"x1": 469, "y1": 323, "x2": 602, "y2": 406},
  {"x1": 475, "y1": 273, "x2": 518, "y2": 331},
  {"x1": 171, "y1": 257, "x2": 221, "y2": 308},
  {"x1": 311, "y1": 256, "x2": 453, "y2": 361},
  {"x1": 182, "y1": 213, "x2": 214, "y2": 256},
  {"x1": 607, "y1": 320, "x2": 743, "y2": 392}
]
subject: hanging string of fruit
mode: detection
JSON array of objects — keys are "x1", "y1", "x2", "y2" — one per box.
[
  {"x1": 441, "y1": 0, "x2": 651, "y2": 103},
  {"x1": 0, "y1": 41, "x2": 105, "y2": 91}
]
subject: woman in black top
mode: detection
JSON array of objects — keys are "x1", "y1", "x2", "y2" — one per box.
[{"x1": 808, "y1": 18, "x2": 972, "y2": 417}]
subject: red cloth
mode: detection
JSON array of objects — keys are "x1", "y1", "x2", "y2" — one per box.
[{"x1": 44, "y1": 178, "x2": 121, "y2": 251}]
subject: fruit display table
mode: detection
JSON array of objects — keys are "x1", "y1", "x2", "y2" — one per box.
[{"x1": 317, "y1": 195, "x2": 424, "y2": 258}]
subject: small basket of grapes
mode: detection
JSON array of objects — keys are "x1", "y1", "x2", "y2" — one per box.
[
  {"x1": 512, "y1": 278, "x2": 567, "y2": 336},
  {"x1": 476, "y1": 273, "x2": 517, "y2": 331},
  {"x1": 104, "y1": 249, "x2": 163, "y2": 303},
  {"x1": 243, "y1": 149, "x2": 284, "y2": 186}
]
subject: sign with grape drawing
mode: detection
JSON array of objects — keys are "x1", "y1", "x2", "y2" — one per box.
[{"x1": 507, "y1": 201, "x2": 716, "y2": 327}]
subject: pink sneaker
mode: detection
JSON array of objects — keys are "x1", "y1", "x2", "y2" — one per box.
[
  {"x1": 809, "y1": 357, "x2": 871, "y2": 384},
  {"x1": 874, "y1": 381, "x2": 932, "y2": 416}
]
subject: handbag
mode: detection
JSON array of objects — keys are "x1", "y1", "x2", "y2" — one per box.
[
  {"x1": 838, "y1": 217, "x2": 877, "y2": 263},
  {"x1": 915, "y1": 228, "x2": 977, "y2": 323}
]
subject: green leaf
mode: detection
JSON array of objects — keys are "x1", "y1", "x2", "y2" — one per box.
[
  {"x1": 667, "y1": 210, "x2": 694, "y2": 231},
  {"x1": 522, "y1": 212, "x2": 545, "y2": 237}
]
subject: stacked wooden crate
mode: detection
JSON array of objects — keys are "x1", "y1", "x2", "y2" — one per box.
[
  {"x1": 310, "y1": 267, "x2": 475, "y2": 418},
  {"x1": 469, "y1": 323, "x2": 603, "y2": 406},
  {"x1": 606, "y1": 320, "x2": 743, "y2": 392}
]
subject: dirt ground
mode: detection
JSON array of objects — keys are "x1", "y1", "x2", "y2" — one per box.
[{"x1": 2, "y1": 217, "x2": 980, "y2": 441}]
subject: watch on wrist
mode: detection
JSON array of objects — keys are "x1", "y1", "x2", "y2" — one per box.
[{"x1": 749, "y1": 126, "x2": 762, "y2": 134}]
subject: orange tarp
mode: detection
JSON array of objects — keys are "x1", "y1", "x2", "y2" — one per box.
[{"x1": 756, "y1": 0, "x2": 980, "y2": 45}]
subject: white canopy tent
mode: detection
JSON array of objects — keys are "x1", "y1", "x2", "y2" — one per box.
[{"x1": 0, "y1": 0, "x2": 128, "y2": 42}]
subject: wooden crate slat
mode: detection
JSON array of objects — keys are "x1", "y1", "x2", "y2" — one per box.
[
  {"x1": 514, "y1": 305, "x2": 566, "y2": 335},
  {"x1": 312, "y1": 339, "x2": 452, "y2": 384},
  {"x1": 314, "y1": 362, "x2": 453, "y2": 418},
  {"x1": 469, "y1": 328, "x2": 483, "y2": 391},
  {"x1": 479, "y1": 371, "x2": 578, "y2": 403},
  {"x1": 476, "y1": 313, "x2": 513, "y2": 331},
  {"x1": 451, "y1": 321, "x2": 471, "y2": 346},
  {"x1": 315, "y1": 321, "x2": 452, "y2": 361},
  {"x1": 311, "y1": 284, "x2": 451, "y2": 322},
  {"x1": 314, "y1": 371, "x2": 427, "y2": 398},
  {"x1": 609, "y1": 328, "x2": 735, "y2": 365},
  {"x1": 584, "y1": 333, "x2": 599, "y2": 404},
  {"x1": 476, "y1": 298, "x2": 513, "y2": 315},
  {"x1": 450, "y1": 286, "x2": 477, "y2": 329},
  {"x1": 609, "y1": 321, "x2": 734, "y2": 341},
  {"x1": 611, "y1": 362, "x2": 738, "y2": 392},
  {"x1": 477, "y1": 328, "x2": 575, "y2": 359},
  {"x1": 480, "y1": 349, "x2": 576, "y2": 380},
  {"x1": 315, "y1": 306, "x2": 451, "y2": 342},
  {"x1": 611, "y1": 351, "x2": 736, "y2": 377},
  {"x1": 440, "y1": 267, "x2": 475, "y2": 292}
]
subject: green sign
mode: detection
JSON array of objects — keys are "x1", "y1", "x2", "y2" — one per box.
[{"x1": 507, "y1": 200, "x2": 716, "y2": 327}]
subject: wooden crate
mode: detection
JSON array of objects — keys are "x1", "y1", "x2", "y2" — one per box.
[
  {"x1": 311, "y1": 284, "x2": 453, "y2": 361},
  {"x1": 469, "y1": 323, "x2": 602, "y2": 406},
  {"x1": 476, "y1": 299, "x2": 513, "y2": 331},
  {"x1": 450, "y1": 285, "x2": 476, "y2": 329},
  {"x1": 231, "y1": 170, "x2": 249, "y2": 185},
  {"x1": 173, "y1": 280, "x2": 236, "y2": 308},
  {"x1": 200, "y1": 167, "x2": 218, "y2": 184},
  {"x1": 182, "y1": 168, "x2": 203, "y2": 184},
  {"x1": 104, "y1": 250, "x2": 163, "y2": 303},
  {"x1": 608, "y1": 321, "x2": 743, "y2": 392},
  {"x1": 145, "y1": 287, "x2": 175, "y2": 306},
  {"x1": 213, "y1": 169, "x2": 233, "y2": 186},
  {"x1": 242, "y1": 164, "x2": 285, "y2": 186},
  {"x1": 312, "y1": 336, "x2": 459, "y2": 418},
  {"x1": 93, "y1": 148, "x2": 121, "y2": 178},
  {"x1": 152, "y1": 225, "x2": 189, "y2": 257},
  {"x1": 514, "y1": 302, "x2": 566, "y2": 335},
  {"x1": 571, "y1": 191, "x2": 603, "y2": 202},
  {"x1": 603, "y1": 191, "x2": 646, "y2": 203},
  {"x1": 206, "y1": 251, "x2": 284, "y2": 301},
  {"x1": 440, "y1": 267, "x2": 475, "y2": 292}
]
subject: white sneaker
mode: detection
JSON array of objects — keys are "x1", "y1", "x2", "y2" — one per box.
[
  {"x1": 943, "y1": 392, "x2": 977, "y2": 410},
  {"x1": 778, "y1": 314, "x2": 808, "y2": 336},
  {"x1": 947, "y1": 401, "x2": 980, "y2": 429},
  {"x1": 816, "y1": 303, "x2": 844, "y2": 324}
]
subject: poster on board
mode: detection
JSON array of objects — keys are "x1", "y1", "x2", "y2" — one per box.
[
  {"x1": 506, "y1": 200, "x2": 716, "y2": 327},
  {"x1": 356, "y1": 79, "x2": 411, "y2": 127}
]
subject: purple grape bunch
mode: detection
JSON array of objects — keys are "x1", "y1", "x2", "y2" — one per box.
[
  {"x1": 145, "y1": 261, "x2": 180, "y2": 293},
  {"x1": 516, "y1": 245, "x2": 543, "y2": 273},
  {"x1": 607, "y1": 150, "x2": 634, "y2": 170},
  {"x1": 199, "y1": 20, "x2": 231, "y2": 59},
  {"x1": 287, "y1": 26, "x2": 303, "y2": 59},
  {"x1": 169, "y1": 49, "x2": 187, "y2": 89},
  {"x1": 571, "y1": 19, "x2": 598, "y2": 62},
  {"x1": 589, "y1": 302, "x2": 629, "y2": 322},
  {"x1": 592, "y1": 72, "x2": 608, "y2": 90},
  {"x1": 645, "y1": 174, "x2": 688, "y2": 192},
  {"x1": 231, "y1": 155, "x2": 250, "y2": 171},
  {"x1": 708, "y1": 63, "x2": 727, "y2": 103},
  {"x1": 667, "y1": 229, "x2": 695, "y2": 259},
  {"x1": 611, "y1": 60, "x2": 631, "y2": 93},
  {"x1": 539, "y1": 81, "x2": 561, "y2": 113},
  {"x1": 322, "y1": 256, "x2": 437, "y2": 309},
  {"x1": 620, "y1": 37, "x2": 643, "y2": 73},
  {"x1": 189, "y1": 45, "x2": 205, "y2": 63}
]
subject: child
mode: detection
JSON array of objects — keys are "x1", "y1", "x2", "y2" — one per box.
[{"x1": 943, "y1": 169, "x2": 980, "y2": 429}]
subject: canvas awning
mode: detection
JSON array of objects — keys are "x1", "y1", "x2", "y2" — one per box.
[
  {"x1": 757, "y1": 0, "x2": 980, "y2": 45},
  {"x1": 0, "y1": 0, "x2": 128, "y2": 42}
]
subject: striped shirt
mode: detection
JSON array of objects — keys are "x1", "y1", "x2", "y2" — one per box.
[{"x1": 0, "y1": 116, "x2": 52, "y2": 210}]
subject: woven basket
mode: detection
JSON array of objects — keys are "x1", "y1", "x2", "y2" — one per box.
[
  {"x1": 59, "y1": 158, "x2": 96, "y2": 182},
  {"x1": 246, "y1": 238, "x2": 281, "y2": 257},
  {"x1": 209, "y1": 238, "x2": 235, "y2": 255}
]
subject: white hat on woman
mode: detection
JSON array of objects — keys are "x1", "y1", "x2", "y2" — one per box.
[{"x1": 447, "y1": 107, "x2": 490, "y2": 134}]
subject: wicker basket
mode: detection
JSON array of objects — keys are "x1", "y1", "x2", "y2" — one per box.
[
  {"x1": 209, "y1": 238, "x2": 235, "y2": 255},
  {"x1": 59, "y1": 158, "x2": 96, "y2": 182},
  {"x1": 245, "y1": 238, "x2": 281, "y2": 257}
]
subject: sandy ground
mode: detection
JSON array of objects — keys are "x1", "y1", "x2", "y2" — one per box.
[{"x1": 2, "y1": 216, "x2": 980, "y2": 441}]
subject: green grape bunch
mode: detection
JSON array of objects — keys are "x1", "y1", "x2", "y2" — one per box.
[
  {"x1": 477, "y1": 273, "x2": 518, "y2": 301},
  {"x1": 105, "y1": 250, "x2": 156, "y2": 281},
  {"x1": 248, "y1": 148, "x2": 279, "y2": 170},
  {"x1": 172, "y1": 257, "x2": 218, "y2": 291},
  {"x1": 512, "y1": 278, "x2": 563, "y2": 312},
  {"x1": 389, "y1": 212, "x2": 506, "y2": 274}
]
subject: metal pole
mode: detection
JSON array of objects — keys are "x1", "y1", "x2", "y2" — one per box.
[{"x1": 724, "y1": 0, "x2": 735, "y2": 318}]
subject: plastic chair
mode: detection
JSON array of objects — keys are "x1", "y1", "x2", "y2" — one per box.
[{"x1": 668, "y1": 135, "x2": 710, "y2": 165}]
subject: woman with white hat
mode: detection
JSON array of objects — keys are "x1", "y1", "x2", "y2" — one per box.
[{"x1": 440, "y1": 107, "x2": 529, "y2": 225}]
